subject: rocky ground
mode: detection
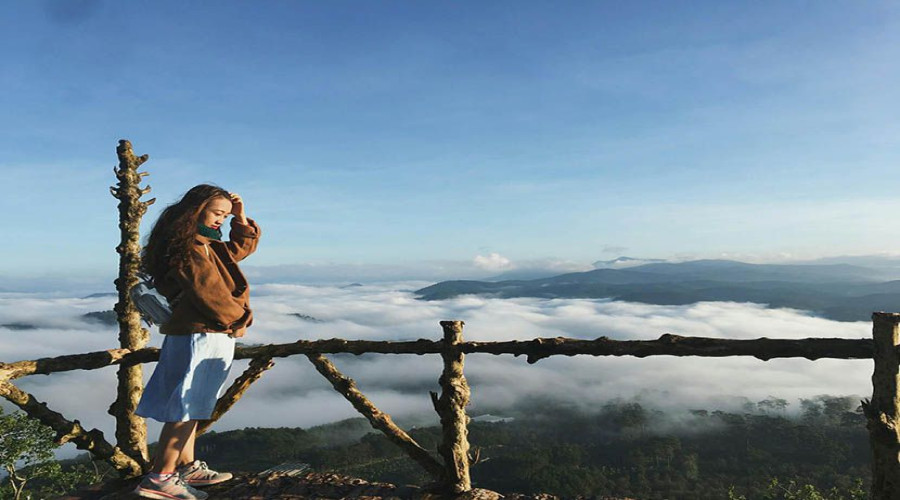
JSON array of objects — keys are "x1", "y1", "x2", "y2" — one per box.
[{"x1": 56, "y1": 470, "x2": 636, "y2": 500}]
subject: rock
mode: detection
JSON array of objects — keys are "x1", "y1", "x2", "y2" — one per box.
[{"x1": 57, "y1": 470, "x2": 631, "y2": 499}]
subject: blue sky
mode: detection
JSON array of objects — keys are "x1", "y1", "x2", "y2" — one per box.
[{"x1": 2, "y1": 1, "x2": 900, "y2": 286}]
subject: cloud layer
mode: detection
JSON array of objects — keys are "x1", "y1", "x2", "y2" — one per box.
[
  {"x1": 0, "y1": 284, "x2": 871, "y2": 459},
  {"x1": 473, "y1": 253, "x2": 513, "y2": 271}
]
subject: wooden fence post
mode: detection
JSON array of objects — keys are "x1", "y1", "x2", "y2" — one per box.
[
  {"x1": 866, "y1": 312, "x2": 900, "y2": 499},
  {"x1": 431, "y1": 320, "x2": 472, "y2": 493},
  {"x1": 107, "y1": 139, "x2": 155, "y2": 472}
]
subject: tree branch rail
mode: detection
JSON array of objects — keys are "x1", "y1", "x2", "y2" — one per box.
[{"x1": 0, "y1": 335, "x2": 873, "y2": 383}]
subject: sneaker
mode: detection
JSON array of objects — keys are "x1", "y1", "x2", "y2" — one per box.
[
  {"x1": 134, "y1": 473, "x2": 209, "y2": 500},
  {"x1": 176, "y1": 459, "x2": 234, "y2": 487}
]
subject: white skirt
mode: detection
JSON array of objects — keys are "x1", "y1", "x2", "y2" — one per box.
[{"x1": 135, "y1": 333, "x2": 236, "y2": 423}]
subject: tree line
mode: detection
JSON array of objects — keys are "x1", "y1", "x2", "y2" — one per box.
[{"x1": 1, "y1": 395, "x2": 870, "y2": 499}]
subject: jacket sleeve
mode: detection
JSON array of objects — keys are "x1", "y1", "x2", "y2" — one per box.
[
  {"x1": 172, "y1": 248, "x2": 250, "y2": 331},
  {"x1": 226, "y1": 217, "x2": 261, "y2": 262}
]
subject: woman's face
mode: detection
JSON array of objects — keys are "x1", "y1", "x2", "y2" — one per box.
[{"x1": 200, "y1": 196, "x2": 233, "y2": 230}]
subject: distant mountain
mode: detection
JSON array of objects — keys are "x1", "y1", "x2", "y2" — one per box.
[
  {"x1": 290, "y1": 312, "x2": 324, "y2": 323},
  {"x1": 592, "y1": 256, "x2": 668, "y2": 269},
  {"x1": 619, "y1": 259, "x2": 885, "y2": 283},
  {"x1": 0, "y1": 310, "x2": 120, "y2": 331},
  {"x1": 794, "y1": 255, "x2": 900, "y2": 278},
  {"x1": 82, "y1": 292, "x2": 118, "y2": 299},
  {"x1": 484, "y1": 268, "x2": 577, "y2": 281},
  {"x1": 0, "y1": 322, "x2": 40, "y2": 330},
  {"x1": 83, "y1": 310, "x2": 118, "y2": 326},
  {"x1": 415, "y1": 259, "x2": 897, "y2": 322}
]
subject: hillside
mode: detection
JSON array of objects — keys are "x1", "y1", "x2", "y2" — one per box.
[
  {"x1": 415, "y1": 259, "x2": 898, "y2": 321},
  {"x1": 55, "y1": 396, "x2": 868, "y2": 499}
]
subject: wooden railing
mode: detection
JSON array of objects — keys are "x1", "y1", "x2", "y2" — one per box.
[{"x1": 0, "y1": 140, "x2": 897, "y2": 498}]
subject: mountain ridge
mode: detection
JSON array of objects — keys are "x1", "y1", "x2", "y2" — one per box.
[{"x1": 415, "y1": 259, "x2": 897, "y2": 321}]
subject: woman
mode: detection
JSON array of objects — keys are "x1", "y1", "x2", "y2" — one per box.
[{"x1": 133, "y1": 184, "x2": 261, "y2": 500}]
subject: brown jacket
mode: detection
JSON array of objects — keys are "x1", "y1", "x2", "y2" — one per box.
[{"x1": 156, "y1": 217, "x2": 261, "y2": 335}]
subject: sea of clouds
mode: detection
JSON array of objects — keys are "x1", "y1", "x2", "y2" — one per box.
[{"x1": 0, "y1": 282, "x2": 872, "y2": 459}]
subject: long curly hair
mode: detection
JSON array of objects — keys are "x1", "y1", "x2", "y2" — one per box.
[{"x1": 141, "y1": 184, "x2": 231, "y2": 285}]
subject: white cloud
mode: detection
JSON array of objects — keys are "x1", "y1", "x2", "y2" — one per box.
[
  {"x1": 473, "y1": 253, "x2": 514, "y2": 271},
  {"x1": 0, "y1": 284, "x2": 873, "y2": 459}
]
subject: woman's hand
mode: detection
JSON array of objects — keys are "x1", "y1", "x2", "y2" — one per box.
[
  {"x1": 229, "y1": 192, "x2": 246, "y2": 220},
  {"x1": 230, "y1": 326, "x2": 247, "y2": 338}
]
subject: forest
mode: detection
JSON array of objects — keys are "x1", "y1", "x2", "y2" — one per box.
[
  {"x1": 0, "y1": 394, "x2": 869, "y2": 499},
  {"x1": 188, "y1": 394, "x2": 869, "y2": 499}
]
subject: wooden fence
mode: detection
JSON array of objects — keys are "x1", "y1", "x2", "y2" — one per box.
[{"x1": 0, "y1": 141, "x2": 897, "y2": 498}]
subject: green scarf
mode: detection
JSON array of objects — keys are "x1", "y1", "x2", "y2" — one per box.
[{"x1": 198, "y1": 223, "x2": 223, "y2": 241}]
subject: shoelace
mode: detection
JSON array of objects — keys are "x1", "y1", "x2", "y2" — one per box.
[
  {"x1": 179, "y1": 461, "x2": 200, "y2": 475},
  {"x1": 184, "y1": 460, "x2": 212, "y2": 477},
  {"x1": 171, "y1": 474, "x2": 205, "y2": 495}
]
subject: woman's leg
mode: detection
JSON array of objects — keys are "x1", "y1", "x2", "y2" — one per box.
[
  {"x1": 177, "y1": 420, "x2": 199, "y2": 466},
  {"x1": 171, "y1": 419, "x2": 234, "y2": 486},
  {"x1": 151, "y1": 420, "x2": 198, "y2": 473}
]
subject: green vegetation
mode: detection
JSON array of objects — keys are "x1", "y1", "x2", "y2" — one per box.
[
  {"x1": 184, "y1": 394, "x2": 870, "y2": 499},
  {"x1": 461, "y1": 396, "x2": 868, "y2": 499},
  {"x1": 0, "y1": 408, "x2": 105, "y2": 500},
  {"x1": 16, "y1": 394, "x2": 866, "y2": 498}
]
